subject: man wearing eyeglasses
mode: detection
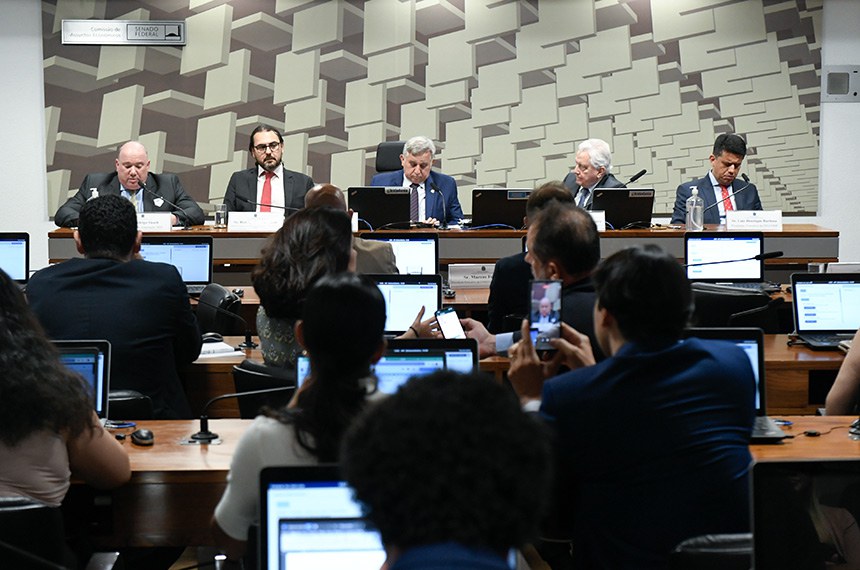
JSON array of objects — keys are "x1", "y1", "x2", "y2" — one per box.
[
  {"x1": 54, "y1": 141, "x2": 205, "y2": 227},
  {"x1": 223, "y1": 125, "x2": 315, "y2": 213}
]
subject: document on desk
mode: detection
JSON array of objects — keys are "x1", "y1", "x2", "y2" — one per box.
[{"x1": 198, "y1": 341, "x2": 239, "y2": 357}]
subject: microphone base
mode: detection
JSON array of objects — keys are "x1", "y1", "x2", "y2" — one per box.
[
  {"x1": 182, "y1": 437, "x2": 222, "y2": 446},
  {"x1": 189, "y1": 430, "x2": 220, "y2": 444},
  {"x1": 238, "y1": 340, "x2": 259, "y2": 349}
]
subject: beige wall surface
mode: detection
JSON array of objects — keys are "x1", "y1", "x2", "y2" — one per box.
[{"x1": 41, "y1": 0, "x2": 821, "y2": 219}]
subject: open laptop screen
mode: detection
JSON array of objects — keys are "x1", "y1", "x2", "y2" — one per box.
[
  {"x1": 0, "y1": 232, "x2": 29, "y2": 283},
  {"x1": 139, "y1": 236, "x2": 213, "y2": 285},
  {"x1": 792, "y1": 273, "x2": 860, "y2": 334},
  {"x1": 368, "y1": 274, "x2": 442, "y2": 335},
  {"x1": 54, "y1": 339, "x2": 111, "y2": 419},
  {"x1": 685, "y1": 232, "x2": 764, "y2": 282},
  {"x1": 260, "y1": 465, "x2": 385, "y2": 570},
  {"x1": 360, "y1": 232, "x2": 438, "y2": 274}
]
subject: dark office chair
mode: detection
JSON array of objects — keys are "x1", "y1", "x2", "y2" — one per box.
[
  {"x1": 0, "y1": 496, "x2": 121, "y2": 569},
  {"x1": 197, "y1": 283, "x2": 243, "y2": 335},
  {"x1": 690, "y1": 286, "x2": 771, "y2": 328},
  {"x1": 727, "y1": 297, "x2": 785, "y2": 334},
  {"x1": 669, "y1": 533, "x2": 752, "y2": 570},
  {"x1": 108, "y1": 389, "x2": 154, "y2": 420},
  {"x1": 232, "y1": 359, "x2": 297, "y2": 418},
  {"x1": 375, "y1": 141, "x2": 405, "y2": 173}
]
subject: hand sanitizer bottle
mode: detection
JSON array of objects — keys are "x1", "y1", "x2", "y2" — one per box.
[{"x1": 685, "y1": 187, "x2": 704, "y2": 231}]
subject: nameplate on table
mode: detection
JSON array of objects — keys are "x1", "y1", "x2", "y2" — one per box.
[
  {"x1": 726, "y1": 210, "x2": 783, "y2": 231},
  {"x1": 589, "y1": 210, "x2": 607, "y2": 231},
  {"x1": 448, "y1": 263, "x2": 495, "y2": 289},
  {"x1": 137, "y1": 213, "x2": 173, "y2": 231},
  {"x1": 227, "y1": 212, "x2": 284, "y2": 232}
]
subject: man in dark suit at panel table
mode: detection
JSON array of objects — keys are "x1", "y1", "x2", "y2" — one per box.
[
  {"x1": 671, "y1": 133, "x2": 763, "y2": 225},
  {"x1": 562, "y1": 138, "x2": 625, "y2": 208},
  {"x1": 370, "y1": 135, "x2": 463, "y2": 226},
  {"x1": 223, "y1": 124, "x2": 315, "y2": 213},
  {"x1": 29, "y1": 195, "x2": 202, "y2": 419},
  {"x1": 54, "y1": 141, "x2": 205, "y2": 227}
]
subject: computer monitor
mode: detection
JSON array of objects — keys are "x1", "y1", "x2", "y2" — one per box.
[
  {"x1": 359, "y1": 232, "x2": 438, "y2": 274},
  {"x1": 0, "y1": 232, "x2": 29, "y2": 285}
]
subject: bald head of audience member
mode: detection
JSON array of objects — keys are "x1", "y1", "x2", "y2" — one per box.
[{"x1": 304, "y1": 183, "x2": 348, "y2": 211}]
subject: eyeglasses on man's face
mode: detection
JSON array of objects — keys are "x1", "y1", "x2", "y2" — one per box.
[{"x1": 253, "y1": 142, "x2": 282, "y2": 153}]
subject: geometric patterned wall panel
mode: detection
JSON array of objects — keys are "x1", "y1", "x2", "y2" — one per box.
[{"x1": 43, "y1": 0, "x2": 821, "y2": 217}]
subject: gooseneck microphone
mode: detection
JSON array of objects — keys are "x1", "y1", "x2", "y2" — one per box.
[
  {"x1": 195, "y1": 296, "x2": 258, "y2": 349},
  {"x1": 626, "y1": 169, "x2": 647, "y2": 185},
  {"x1": 189, "y1": 386, "x2": 295, "y2": 443},
  {"x1": 702, "y1": 174, "x2": 753, "y2": 215},
  {"x1": 139, "y1": 181, "x2": 193, "y2": 229},
  {"x1": 429, "y1": 183, "x2": 448, "y2": 229},
  {"x1": 234, "y1": 194, "x2": 301, "y2": 213},
  {"x1": 684, "y1": 250, "x2": 783, "y2": 268}
]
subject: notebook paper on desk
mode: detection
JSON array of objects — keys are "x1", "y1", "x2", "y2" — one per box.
[{"x1": 791, "y1": 273, "x2": 860, "y2": 350}]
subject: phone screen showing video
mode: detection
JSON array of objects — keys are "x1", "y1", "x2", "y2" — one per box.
[{"x1": 528, "y1": 280, "x2": 563, "y2": 351}]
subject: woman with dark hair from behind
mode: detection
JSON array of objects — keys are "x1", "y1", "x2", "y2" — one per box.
[
  {"x1": 0, "y1": 268, "x2": 130, "y2": 506},
  {"x1": 252, "y1": 206, "x2": 354, "y2": 368},
  {"x1": 212, "y1": 272, "x2": 387, "y2": 562}
]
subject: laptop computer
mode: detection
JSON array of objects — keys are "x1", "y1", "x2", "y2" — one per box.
[
  {"x1": 684, "y1": 327, "x2": 786, "y2": 443},
  {"x1": 791, "y1": 273, "x2": 860, "y2": 350},
  {"x1": 139, "y1": 235, "x2": 213, "y2": 296},
  {"x1": 54, "y1": 339, "x2": 111, "y2": 424},
  {"x1": 367, "y1": 274, "x2": 442, "y2": 336},
  {"x1": 0, "y1": 232, "x2": 29, "y2": 288},
  {"x1": 348, "y1": 186, "x2": 412, "y2": 230},
  {"x1": 259, "y1": 465, "x2": 386, "y2": 570},
  {"x1": 359, "y1": 232, "x2": 439, "y2": 274},
  {"x1": 753, "y1": 460, "x2": 860, "y2": 569},
  {"x1": 296, "y1": 338, "x2": 479, "y2": 392},
  {"x1": 685, "y1": 232, "x2": 779, "y2": 293},
  {"x1": 589, "y1": 187, "x2": 654, "y2": 230},
  {"x1": 470, "y1": 188, "x2": 530, "y2": 229}
]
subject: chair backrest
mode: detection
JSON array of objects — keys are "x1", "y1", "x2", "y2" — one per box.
[
  {"x1": 690, "y1": 287, "x2": 770, "y2": 328},
  {"x1": 197, "y1": 283, "x2": 242, "y2": 335},
  {"x1": 0, "y1": 496, "x2": 68, "y2": 568},
  {"x1": 232, "y1": 359, "x2": 297, "y2": 419},
  {"x1": 108, "y1": 389, "x2": 154, "y2": 420},
  {"x1": 375, "y1": 141, "x2": 405, "y2": 173},
  {"x1": 669, "y1": 533, "x2": 752, "y2": 570}
]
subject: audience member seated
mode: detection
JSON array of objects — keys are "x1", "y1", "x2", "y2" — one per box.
[
  {"x1": 464, "y1": 200, "x2": 604, "y2": 360},
  {"x1": 671, "y1": 133, "x2": 763, "y2": 225},
  {"x1": 28, "y1": 195, "x2": 202, "y2": 419},
  {"x1": 54, "y1": 141, "x2": 204, "y2": 227},
  {"x1": 223, "y1": 124, "x2": 315, "y2": 213},
  {"x1": 0, "y1": 268, "x2": 130, "y2": 506},
  {"x1": 825, "y1": 328, "x2": 860, "y2": 415},
  {"x1": 370, "y1": 135, "x2": 463, "y2": 226},
  {"x1": 562, "y1": 138, "x2": 625, "y2": 207},
  {"x1": 304, "y1": 183, "x2": 398, "y2": 274},
  {"x1": 212, "y1": 273, "x2": 387, "y2": 563},
  {"x1": 486, "y1": 181, "x2": 574, "y2": 334},
  {"x1": 342, "y1": 370, "x2": 552, "y2": 570},
  {"x1": 507, "y1": 244, "x2": 756, "y2": 569}
]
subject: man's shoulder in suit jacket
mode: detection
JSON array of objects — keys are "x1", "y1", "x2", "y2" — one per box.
[{"x1": 353, "y1": 238, "x2": 399, "y2": 274}]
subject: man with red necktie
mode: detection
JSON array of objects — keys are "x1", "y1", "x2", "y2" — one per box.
[{"x1": 671, "y1": 133, "x2": 763, "y2": 225}]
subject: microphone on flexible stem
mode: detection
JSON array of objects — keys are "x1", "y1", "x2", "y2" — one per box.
[
  {"x1": 189, "y1": 386, "x2": 295, "y2": 443},
  {"x1": 195, "y1": 296, "x2": 258, "y2": 349},
  {"x1": 684, "y1": 251, "x2": 783, "y2": 268},
  {"x1": 702, "y1": 173, "x2": 753, "y2": 215},
  {"x1": 626, "y1": 169, "x2": 647, "y2": 185},
  {"x1": 429, "y1": 183, "x2": 448, "y2": 229},
  {"x1": 234, "y1": 194, "x2": 301, "y2": 213},
  {"x1": 140, "y1": 181, "x2": 193, "y2": 229}
]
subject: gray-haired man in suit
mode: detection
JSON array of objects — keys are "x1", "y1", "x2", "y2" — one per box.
[{"x1": 223, "y1": 124, "x2": 314, "y2": 214}]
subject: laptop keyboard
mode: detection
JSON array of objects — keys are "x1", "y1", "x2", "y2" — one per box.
[
  {"x1": 186, "y1": 284, "x2": 206, "y2": 296},
  {"x1": 804, "y1": 333, "x2": 854, "y2": 345},
  {"x1": 692, "y1": 282, "x2": 780, "y2": 294},
  {"x1": 754, "y1": 416, "x2": 786, "y2": 438}
]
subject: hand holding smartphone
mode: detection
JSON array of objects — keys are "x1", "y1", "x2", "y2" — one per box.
[{"x1": 435, "y1": 307, "x2": 466, "y2": 339}]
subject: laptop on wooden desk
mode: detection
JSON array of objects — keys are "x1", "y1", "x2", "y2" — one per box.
[{"x1": 791, "y1": 273, "x2": 860, "y2": 350}]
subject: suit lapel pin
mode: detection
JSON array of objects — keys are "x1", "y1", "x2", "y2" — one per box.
[{"x1": 153, "y1": 197, "x2": 164, "y2": 207}]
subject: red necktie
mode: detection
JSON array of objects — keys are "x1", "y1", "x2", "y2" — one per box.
[
  {"x1": 261, "y1": 171, "x2": 274, "y2": 212},
  {"x1": 721, "y1": 185, "x2": 733, "y2": 211}
]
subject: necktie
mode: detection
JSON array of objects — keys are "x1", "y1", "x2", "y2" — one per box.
[
  {"x1": 261, "y1": 171, "x2": 274, "y2": 212},
  {"x1": 578, "y1": 188, "x2": 589, "y2": 208},
  {"x1": 410, "y1": 183, "x2": 419, "y2": 222},
  {"x1": 721, "y1": 185, "x2": 733, "y2": 211},
  {"x1": 127, "y1": 191, "x2": 139, "y2": 212}
]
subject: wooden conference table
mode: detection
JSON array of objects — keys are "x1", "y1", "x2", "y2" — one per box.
[
  {"x1": 74, "y1": 416, "x2": 860, "y2": 548},
  {"x1": 48, "y1": 224, "x2": 839, "y2": 286},
  {"x1": 184, "y1": 334, "x2": 844, "y2": 418}
]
